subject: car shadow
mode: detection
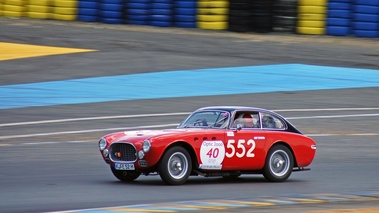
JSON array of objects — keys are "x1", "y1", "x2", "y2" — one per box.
[{"x1": 105, "y1": 175, "x2": 306, "y2": 186}]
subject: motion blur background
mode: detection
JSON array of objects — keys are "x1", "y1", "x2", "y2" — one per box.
[
  {"x1": 1, "y1": 0, "x2": 379, "y2": 213},
  {"x1": 1, "y1": 0, "x2": 379, "y2": 37}
]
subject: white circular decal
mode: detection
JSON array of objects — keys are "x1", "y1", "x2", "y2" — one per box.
[{"x1": 200, "y1": 140, "x2": 225, "y2": 167}]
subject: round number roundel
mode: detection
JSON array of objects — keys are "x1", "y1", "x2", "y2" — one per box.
[{"x1": 200, "y1": 140, "x2": 225, "y2": 167}]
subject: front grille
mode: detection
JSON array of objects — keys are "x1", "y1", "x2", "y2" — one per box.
[{"x1": 109, "y1": 143, "x2": 137, "y2": 162}]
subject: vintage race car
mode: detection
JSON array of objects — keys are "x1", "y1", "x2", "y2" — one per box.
[{"x1": 98, "y1": 106, "x2": 316, "y2": 185}]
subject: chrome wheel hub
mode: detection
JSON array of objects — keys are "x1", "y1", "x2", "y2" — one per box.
[
  {"x1": 168, "y1": 152, "x2": 188, "y2": 179},
  {"x1": 270, "y1": 150, "x2": 290, "y2": 177}
]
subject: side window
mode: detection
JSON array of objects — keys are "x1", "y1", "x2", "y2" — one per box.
[
  {"x1": 232, "y1": 112, "x2": 260, "y2": 128},
  {"x1": 261, "y1": 113, "x2": 285, "y2": 129}
]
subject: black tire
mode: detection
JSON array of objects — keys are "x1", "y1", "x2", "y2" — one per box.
[
  {"x1": 263, "y1": 144, "x2": 294, "y2": 182},
  {"x1": 111, "y1": 167, "x2": 141, "y2": 182},
  {"x1": 159, "y1": 146, "x2": 192, "y2": 185}
]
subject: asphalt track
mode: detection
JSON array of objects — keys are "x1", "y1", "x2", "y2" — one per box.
[{"x1": 1, "y1": 18, "x2": 379, "y2": 213}]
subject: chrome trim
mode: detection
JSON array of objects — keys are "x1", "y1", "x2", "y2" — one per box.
[
  {"x1": 99, "y1": 138, "x2": 107, "y2": 151},
  {"x1": 109, "y1": 142, "x2": 138, "y2": 163}
]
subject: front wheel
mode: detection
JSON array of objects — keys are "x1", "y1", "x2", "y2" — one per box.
[
  {"x1": 159, "y1": 146, "x2": 192, "y2": 185},
  {"x1": 111, "y1": 167, "x2": 141, "y2": 182},
  {"x1": 263, "y1": 144, "x2": 294, "y2": 182}
]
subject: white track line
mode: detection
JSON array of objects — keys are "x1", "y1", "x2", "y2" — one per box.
[
  {"x1": 0, "y1": 124, "x2": 179, "y2": 140},
  {"x1": 1, "y1": 108, "x2": 379, "y2": 140},
  {"x1": 2, "y1": 107, "x2": 379, "y2": 127},
  {"x1": 0, "y1": 112, "x2": 189, "y2": 127}
]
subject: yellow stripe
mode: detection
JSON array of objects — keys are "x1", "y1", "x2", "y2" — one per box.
[
  {"x1": 0, "y1": 42, "x2": 96, "y2": 61},
  {"x1": 177, "y1": 205, "x2": 226, "y2": 210},
  {"x1": 210, "y1": 200, "x2": 276, "y2": 207},
  {"x1": 287, "y1": 198, "x2": 326, "y2": 204}
]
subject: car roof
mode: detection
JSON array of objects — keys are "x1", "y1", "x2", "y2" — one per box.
[
  {"x1": 197, "y1": 106, "x2": 272, "y2": 113},
  {"x1": 194, "y1": 106, "x2": 302, "y2": 134},
  {"x1": 196, "y1": 106, "x2": 288, "y2": 121}
]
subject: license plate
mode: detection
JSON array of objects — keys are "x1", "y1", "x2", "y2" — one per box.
[{"x1": 114, "y1": 163, "x2": 135, "y2": 170}]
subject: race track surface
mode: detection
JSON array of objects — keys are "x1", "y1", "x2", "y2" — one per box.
[{"x1": 0, "y1": 18, "x2": 379, "y2": 213}]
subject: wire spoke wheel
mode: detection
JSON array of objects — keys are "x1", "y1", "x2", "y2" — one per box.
[
  {"x1": 168, "y1": 152, "x2": 188, "y2": 179},
  {"x1": 159, "y1": 146, "x2": 192, "y2": 185},
  {"x1": 269, "y1": 150, "x2": 290, "y2": 176},
  {"x1": 263, "y1": 144, "x2": 294, "y2": 182}
]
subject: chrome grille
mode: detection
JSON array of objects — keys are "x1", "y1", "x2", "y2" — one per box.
[{"x1": 109, "y1": 143, "x2": 137, "y2": 162}]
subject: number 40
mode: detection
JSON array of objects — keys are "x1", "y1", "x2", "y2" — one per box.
[{"x1": 206, "y1": 148, "x2": 219, "y2": 158}]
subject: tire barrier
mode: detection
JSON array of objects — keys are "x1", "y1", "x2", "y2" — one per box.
[
  {"x1": 100, "y1": 0, "x2": 124, "y2": 24},
  {"x1": 197, "y1": 0, "x2": 229, "y2": 30},
  {"x1": 1, "y1": 0, "x2": 26, "y2": 17},
  {"x1": 150, "y1": 0, "x2": 174, "y2": 27},
  {"x1": 352, "y1": 0, "x2": 379, "y2": 38},
  {"x1": 174, "y1": 0, "x2": 197, "y2": 28},
  {"x1": 127, "y1": 0, "x2": 151, "y2": 25},
  {"x1": 52, "y1": 0, "x2": 78, "y2": 21},
  {"x1": 228, "y1": 0, "x2": 253, "y2": 32},
  {"x1": 297, "y1": 0, "x2": 327, "y2": 35},
  {"x1": 1, "y1": 0, "x2": 378, "y2": 38},
  {"x1": 326, "y1": 0, "x2": 351, "y2": 36},
  {"x1": 251, "y1": 0, "x2": 273, "y2": 33},
  {"x1": 26, "y1": 0, "x2": 52, "y2": 19},
  {"x1": 78, "y1": 0, "x2": 99, "y2": 22},
  {"x1": 272, "y1": 0, "x2": 297, "y2": 33}
]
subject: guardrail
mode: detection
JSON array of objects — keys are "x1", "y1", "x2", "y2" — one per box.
[{"x1": 1, "y1": 0, "x2": 378, "y2": 38}]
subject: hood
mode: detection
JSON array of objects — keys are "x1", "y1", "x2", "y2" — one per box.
[{"x1": 110, "y1": 128, "x2": 222, "y2": 142}]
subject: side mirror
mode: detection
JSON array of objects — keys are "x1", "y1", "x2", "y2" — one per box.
[{"x1": 236, "y1": 124, "x2": 243, "y2": 131}]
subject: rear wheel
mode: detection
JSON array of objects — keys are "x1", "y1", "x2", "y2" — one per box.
[
  {"x1": 263, "y1": 144, "x2": 294, "y2": 182},
  {"x1": 111, "y1": 167, "x2": 141, "y2": 182},
  {"x1": 159, "y1": 146, "x2": 192, "y2": 185}
]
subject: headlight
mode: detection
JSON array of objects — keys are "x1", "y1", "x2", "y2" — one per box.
[
  {"x1": 99, "y1": 138, "x2": 107, "y2": 151},
  {"x1": 142, "y1": 140, "x2": 151, "y2": 153}
]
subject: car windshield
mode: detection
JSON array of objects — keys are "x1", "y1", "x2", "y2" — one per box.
[{"x1": 178, "y1": 110, "x2": 230, "y2": 128}]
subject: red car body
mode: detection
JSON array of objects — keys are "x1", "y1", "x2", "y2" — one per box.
[{"x1": 98, "y1": 106, "x2": 316, "y2": 185}]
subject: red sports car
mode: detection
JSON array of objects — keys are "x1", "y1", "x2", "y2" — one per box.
[{"x1": 98, "y1": 106, "x2": 316, "y2": 185}]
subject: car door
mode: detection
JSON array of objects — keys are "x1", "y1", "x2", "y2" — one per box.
[{"x1": 222, "y1": 129, "x2": 267, "y2": 170}]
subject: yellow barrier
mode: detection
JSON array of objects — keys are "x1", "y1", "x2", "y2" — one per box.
[{"x1": 297, "y1": 0, "x2": 327, "y2": 35}]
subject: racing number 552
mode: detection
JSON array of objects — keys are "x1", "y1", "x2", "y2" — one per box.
[{"x1": 225, "y1": 139, "x2": 256, "y2": 158}]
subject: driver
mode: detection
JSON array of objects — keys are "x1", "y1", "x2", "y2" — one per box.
[{"x1": 214, "y1": 112, "x2": 230, "y2": 128}]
